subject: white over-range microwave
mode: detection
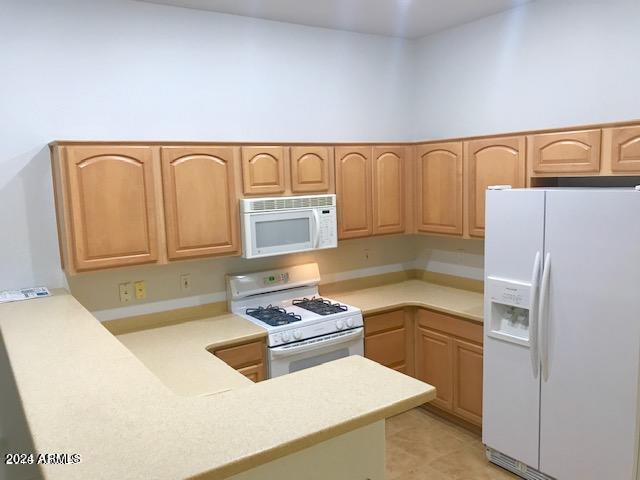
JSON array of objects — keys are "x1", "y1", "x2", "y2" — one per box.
[{"x1": 240, "y1": 194, "x2": 338, "y2": 259}]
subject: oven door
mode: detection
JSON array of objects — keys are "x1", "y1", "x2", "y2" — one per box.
[
  {"x1": 268, "y1": 327, "x2": 364, "y2": 378},
  {"x1": 243, "y1": 209, "x2": 319, "y2": 258}
]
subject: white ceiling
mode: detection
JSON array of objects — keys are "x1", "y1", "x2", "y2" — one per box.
[{"x1": 139, "y1": 0, "x2": 533, "y2": 39}]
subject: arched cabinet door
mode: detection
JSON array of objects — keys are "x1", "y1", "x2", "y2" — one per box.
[
  {"x1": 335, "y1": 146, "x2": 372, "y2": 239},
  {"x1": 464, "y1": 137, "x2": 526, "y2": 238},
  {"x1": 161, "y1": 146, "x2": 239, "y2": 260},
  {"x1": 602, "y1": 125, "x2": 640, "y2": 174},
  {"x1": 63, "y1": 145, "x2": 159, "y2": 271},
  {"x1": 528, "y1": 129, "x2": 601, "y2": 174},
  {"x1": 372, "y1": 146, "x2": 405, "y2": 235},
  {"x1": 241, "y1": 146, "x2": 285, "y2": 195},
  {"x1": 415, "y1": 142, "x2": 463, "y2": 236},
  {"x1": 290, "y1": 146, "x2": 331, "y2": 193}
]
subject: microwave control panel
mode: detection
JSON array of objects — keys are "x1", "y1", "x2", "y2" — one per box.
[{"x1": 317, "y1": 207, "x2": 337, "y2": 247}]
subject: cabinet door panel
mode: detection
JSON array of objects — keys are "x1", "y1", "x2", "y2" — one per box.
[
  {"x1": 372, "y1": 146, "x2": 405, "y2": 235},
  {"x1": 241, "y1": 146, "x2": 285, "y2": 195},
  {"x1": 603, "y1": 125, "x2": 640, "y2": 173},
  {"x1": 290, "y1": 146, "x2": 330, "y2": 192},
  {"x1": 416, "y1": 142, "x2": 463, "y2": 235},
  {"x1": 452, "y1": 338, "x2": 483, "y2": 426},
  {"x1": 365, "y1": 328, "x2": 407, "y2": 372},
  {"x1": 464, "y1": 136, "x2": 525, "y2": 237},
  {"x1": 237, "y1": 363, "x2": 266, "y2": 382},
  {"x1": 64, "y1": 145, "x2": 159, "y2": 271},
  {"x1": 335, "y1": 146, "x2": 372, "y2": 239},
  {"x1": 161, "y1": 146, "x2": 238, "y2": 259},
  {"x1": 528, "y1": 129, "x2": 601, "y2": 174},
  {"x1": 415, "y1": 326, "x2": 453, "y2": 411}
]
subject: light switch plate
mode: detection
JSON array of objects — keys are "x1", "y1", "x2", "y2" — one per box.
[{"x1": 180, "y1": 274, "x2": 191, "y2": 292}]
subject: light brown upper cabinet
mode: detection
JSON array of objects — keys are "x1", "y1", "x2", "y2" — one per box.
[
  {"x1": 372, "y1": 146, "x2": 405, "y2": 235},
  {"x1": 290, "y1": 146, "x2": 332, "y2": 193},
  {"x1": 415, "y1": 142, "x2": 463, "y2": 236},
  {"x1": 335, "y1": 146, "x2": 373, "y2": 239},
  {"x1": 51, "y1": 145, "x2": 161, "y2": 273},
  {"x1": 528, "y1": 129, "x2": 601, "y2": 175},
  {"x1": 464, "y1": 136, "x2": 526, "y2": 237},
  {"x1": 602, "y1": 125, "x2": 640, "y2": 174},
  {"x1": 241, "y1": 146, "x2": 286, "y2": 195},
  {"x1": 161, "y1": 146, "x2": 239, "y2": 260}
]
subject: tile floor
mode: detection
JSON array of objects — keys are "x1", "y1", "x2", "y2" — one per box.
[{"x1": 386, "y1": 408, "x2": 517, "y2": 480}]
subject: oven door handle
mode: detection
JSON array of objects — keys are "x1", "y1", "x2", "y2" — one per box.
[{"x1": 270, "y1": 327, "x2": 363, "y2": 358}]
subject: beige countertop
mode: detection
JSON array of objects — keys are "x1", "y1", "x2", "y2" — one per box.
[
  {"x1": 116, "y1": 278, "x2": 482, "y2": 398},
  {"x1": 0, "y1": 292, "x2": 434, "y2": 480},
  {"x1": 117, "y1": 313, "x2": 266, "y2": 396},
  {"x1": 328, "y1": 279, "x2": 484, "y2": 322}
]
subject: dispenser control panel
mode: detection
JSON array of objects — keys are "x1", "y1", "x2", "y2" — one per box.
[
  {"x1": 487, "y1": 276, "x2": 532, "y2": 345},
  {"x1": 487, "y1": 276, "x2": 531, "y2": 308}
]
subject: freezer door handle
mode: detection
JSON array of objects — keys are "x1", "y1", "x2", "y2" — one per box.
[
  {"x1": 529, "y1": 251, "x2": 542, "y2": 378},
  {"x1": 539, "y1": 253, "x2": 551, "y2": 381}
]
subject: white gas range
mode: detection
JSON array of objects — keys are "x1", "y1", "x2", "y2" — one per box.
[{"x1": 227, "y1": 263, "x2": 364, "y2": 378}]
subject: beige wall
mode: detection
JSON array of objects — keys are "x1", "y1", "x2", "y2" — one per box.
[
  {"x1": 69, "y1": 234, "x2": 422, "y2": 313},
  {"x1": 413, "y1": 236, "x2": 485, "y2": 281}
]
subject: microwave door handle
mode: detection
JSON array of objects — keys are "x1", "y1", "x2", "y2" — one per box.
[
  {"x1": 270, "y1": 328, "x2": 363, "y2": 358},
  {"x1": 312, "y1": 209, "x2": 321, "y2": 247}
]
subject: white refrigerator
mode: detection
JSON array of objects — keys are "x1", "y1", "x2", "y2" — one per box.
[{"x1": 483, "y1": 187, "x2": 640, "y2": 480}]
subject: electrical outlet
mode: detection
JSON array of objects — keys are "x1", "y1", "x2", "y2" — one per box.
[
  {"x1": 134, "y1": 280, "x2": 146, "y2": 300},
  {"x1": 180, "y1": 274, "x2": 191, "y2": 292},
  {"x1": 119, "y1": 282, "x2": 132, "y2": 303}
]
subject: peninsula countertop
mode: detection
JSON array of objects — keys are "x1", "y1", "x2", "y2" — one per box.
[
  {"x1": 117, "y1": 312, "x2": 267, "y2": 396},
  {"x1": 0, "y1": 292, "x2": 434, "y2": 480}
]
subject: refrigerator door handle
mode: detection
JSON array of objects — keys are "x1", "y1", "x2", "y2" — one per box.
[
  {"x1": 529, "y1": 251, "x2": 542, "y2": 378},
  {"x1": 539, "y1": 252, "x2": 551, "y2": 381}
]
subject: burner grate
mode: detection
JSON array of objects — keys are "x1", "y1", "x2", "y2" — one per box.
[
  {"x1": 246, "y1": 305, "x2": 302, "y2": 327},
  {"x1": 292, "y1": 297, "x2": 348, "y2": 316}
]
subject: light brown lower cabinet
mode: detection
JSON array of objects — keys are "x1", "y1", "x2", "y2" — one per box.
[
  {"x1": 452, "y1": 338, "x2": 483, "y2": 425},
  {"x1": 415, "y1": 309, "x2": 483, "y2": 426},
  {"x1": 364, "y1": 307, "x2": 483, "y2": 428},
  {"x1": 364, "y1": 309, "x2": 412, "y2": 375},
  {"x1": 211, "y1": 340, "x2": 266, "y2": 382},
  {"x1": 415, "y1": 326, "x2": 454, "y2": 411}
]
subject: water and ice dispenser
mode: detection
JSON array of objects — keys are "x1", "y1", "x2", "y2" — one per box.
[{"x1": 487, "y1": 276, "x2": 533, "y2": 347}]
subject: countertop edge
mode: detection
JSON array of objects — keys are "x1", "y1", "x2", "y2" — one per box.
[
  {"x1": 360, "y1": 302, "x2": 483, "y2": 323},
  {"x1": 191, "y1": 387, "x2": 436, "y2": 480}
]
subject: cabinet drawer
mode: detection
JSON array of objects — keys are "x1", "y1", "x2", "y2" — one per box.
[
  {"x1": 213, "y1": 340, "x2": 265, "y2": 369},
  {"x1": 416, "y1": 309, "x2": 482, "y2": 344},
  {"x1": 364, "y1": 310, "x2": 405, "y2": 336}
]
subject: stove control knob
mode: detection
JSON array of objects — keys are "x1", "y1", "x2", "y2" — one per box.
[
  {"x1": 293, "y1": 329, "x2": 302, "y2": 340},
  {"x1": 346, "y1": 317, "x2": 354, "y2": 328},
  {"x1": 336, "y1": 319, "x2": 345, "y2": 330},
  {"x1": 281, "y1": 331, "x2": 291, "y2": 343}
]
